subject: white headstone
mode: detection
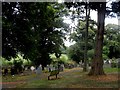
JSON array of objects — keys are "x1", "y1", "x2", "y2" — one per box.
[{"x1": 30, "y1": 66, "x2": 35, "y2": 72}]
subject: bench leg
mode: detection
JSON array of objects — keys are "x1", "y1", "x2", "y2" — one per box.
[
  {"x1": 48, "y1": 76, "x2": 50, "y2": 80},
  {"x1": 56, "y1": 74, "x2": 57, "y2": 79}
]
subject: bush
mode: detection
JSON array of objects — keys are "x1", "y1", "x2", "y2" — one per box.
[
  {"x1": 111, "y1": 62, "x2": 117, "y2": 68},
  {"x1": 111, "y1": 58, "x2": 117, "y2": 68},
  {"x1": 118, "y1": 62, "x2": 120, "y2": 68},
  {"x1": 13, "y1": 59, "x2": 23, "y2": 74}
]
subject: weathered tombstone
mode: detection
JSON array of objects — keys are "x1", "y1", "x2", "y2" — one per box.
[
  {"x1": 79, "y1": 61, "x2": 83, "y2": 67},
  {"x1": 50, "y1": 64, "x2": 53, "y2": 71},
  {"x1": 36, "y1": 64, "x2": 42, "y2": 74},
  {"x1": 25, "y1": 67, "x2": 28, "y2": 71},
  {"x1": 44, "y1": 67, "x2": 47, "y2": 72},
  {"x1": 46, "y1": 65, "x2": 51, "y2": 72},
  {"x1": 59, "y1": 66, "x2": 62, "y2": 72},
  {"x1": 58, "y1": 64, "x2": 61, "y2": 71},
  {"x1": 103, "y1": 59, "x2": 111, "y2": 68},
  {"x1": 21, "y1": 65, "x2": 24, "y2": 72},
  {"x1": 68, "y1": 64, "x2": 71, "y2": 69},
  {"x1": 52, "y1": 67, "x2": 55, "y2": 71},
  {"x1": 59, "y1": 64, "x2": 64, "y2": 72},
  {"x1": 77, "y1": 64, "x2": 80, "y2": 67}
]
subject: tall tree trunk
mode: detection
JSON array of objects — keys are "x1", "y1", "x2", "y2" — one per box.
[
  {"x1": 83, "y1": 3, "x2": 90, "y2": 72},
  {"x1": 88, "y1": 2, "x2": 106, "y2": 75}
]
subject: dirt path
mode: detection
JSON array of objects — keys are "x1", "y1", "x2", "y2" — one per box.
[{"x1": 1, "y1": 81, "x2": 26, "y2": 88}]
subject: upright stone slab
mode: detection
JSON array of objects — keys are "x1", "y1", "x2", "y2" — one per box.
[
  {"x1": 46, "y1": 65, "x2": 51, "y2": 72},
  {"x1": 36, "y1": 64, "x2": 42, "y2": 75}
]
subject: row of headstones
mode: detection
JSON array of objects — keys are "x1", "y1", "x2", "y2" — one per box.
[
  {"x1": 103, "y1": 59, "x2": 120, "y2": 68},
  {"x1": 30, "y1": 64, "x2": 65, "y2": 73},
  {"x1": 29, "y1": 63, "x2": 81, "y2": 73},
  {"x1": 1, "y1": 66, "x2": 24, "y2": 76},
  {"x1": 1, "y1": 63, "x2": 79, "y2": 76}
]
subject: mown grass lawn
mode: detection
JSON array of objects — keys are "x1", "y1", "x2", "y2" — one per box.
[
  {"x1": 13, "y1": 67, "x2": 119, "y2": 88},
  {"x1": 104, "y1": 67, "x2": 119, "y2": 73},
  {"x1": 2, "y1": 73, "x2": 36, "y2": 82}
]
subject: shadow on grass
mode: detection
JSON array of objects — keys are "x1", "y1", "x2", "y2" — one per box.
[{"x1": 48, "y1": 77, "x2": 62, "y2": 80}]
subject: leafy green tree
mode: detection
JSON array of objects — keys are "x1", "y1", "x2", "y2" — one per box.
[
  {"x1": 104, "y1": 24, "x2": 120, "y2": 59},
  {"x1": 2, "y1": 2, "x2": 68, "y2": 67},
  {"x1": 50, "y1": 53, "x2": 69, "y2": 64},
  {"x1": 67, "y1": 44, "x2": 84, "y2": 63},
  {"x1": 68, "y1": 20, "x2": 96, "y2": 64},
  {"x1": 13, "y1": 59, "x2": 23, "y2": 74},
  {"x1": 88, "y1": 49, "x2": 94, "y2": 60}
]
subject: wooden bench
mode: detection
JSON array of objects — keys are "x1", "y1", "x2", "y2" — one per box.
[{"x1": 48, "y1": 70, "x2": 59, "y2": 80}]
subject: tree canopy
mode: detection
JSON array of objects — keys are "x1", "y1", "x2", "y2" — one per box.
[{"x1": 2, "y1": 2, "x2": 68, "y2": 67}]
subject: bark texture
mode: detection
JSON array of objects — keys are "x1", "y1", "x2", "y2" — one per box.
[
  {"x1": 88, "y1": 2, "x2": 106, "y2": 75},
  {"x1": 83, "y1": 3, "x2": 90, "y2": 72}
]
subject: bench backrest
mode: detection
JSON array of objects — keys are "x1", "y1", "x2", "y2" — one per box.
[{"x1": 50, "y1": 70, "x2": 59, "y2": 76}]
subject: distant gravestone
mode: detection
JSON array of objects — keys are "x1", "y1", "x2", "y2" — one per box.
[
  {"x1": 21, "y1": 65, "x2": 24, "y2": 71},
  {"x1": 44, "y1": 67, "x2": 47, "y2": 72},
  {"x1": 103, "y1": 60, "x2": 111, "y2": 68},
  {"x1": 30, "y1": 66, "x2": 35, "y2": 73},
  {"x1": 36, "y1": 64, "x2": 42, "y2": 75},
  {"x1": 79, "y1": 61, "x2": 83, "y2": 67},
  {"x1": 50, "y1": 65, "x2": 53, "y2": 71},
  {"x1": 52, "y1": 67, "x2": 55, "y2": 71},
  {"x1": 46, "y1": 65, "x2": 51, "y2": 72},
  {"x1": 25, "y1": 67, "x2": 28, "y2": 71},
  {"x1": 60, "y1": 64, "x2": 64, "y2": 71},
  {"x1": 118, "y1": 58, "x2": 120, "y2": 68}
]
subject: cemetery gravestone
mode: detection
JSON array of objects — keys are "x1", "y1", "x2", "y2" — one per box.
[
  {"x1": 46, "y1": 65, "x2": 51, "y2": 72},
  {"x1": 30, "y1": 66, "x2": 35, "y2": 73},
  {"x1": 25, "y1": 67, "x2": 28, "y2": 71},
  {"x1": 36, "y1": 64, "x2": 42, "y2": 75},
  {"x1": 52, "y1": 67, "x2": 55, "y2": 71},
  {"x1": 50, "y1": 65, "x2": 53, "y2": 71},
  {"x1": 59, "y1": 64, "x2": 64, "y2": 72}
]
